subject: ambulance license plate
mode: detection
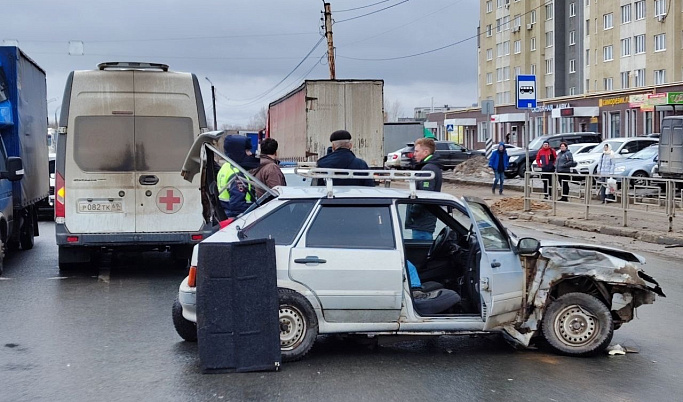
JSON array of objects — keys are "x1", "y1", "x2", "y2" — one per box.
[{"x1": 78, "y1": 200, "x2": 123, "y2": 213}]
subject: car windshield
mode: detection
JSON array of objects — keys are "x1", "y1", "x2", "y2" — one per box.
[
  {"x1": 628, "y1": 146, "x2": 658, "y2": 160},
  {"x1": 589, "y1": 140, "x2": 622, "y2": 154},
  {"x1": 528, "y1": 137, "x2": 547, "y2": 150}
]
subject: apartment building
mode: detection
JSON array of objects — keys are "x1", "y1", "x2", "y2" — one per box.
[{"x1": 432, "y1": 0, "x2": 683, "y2": 149}]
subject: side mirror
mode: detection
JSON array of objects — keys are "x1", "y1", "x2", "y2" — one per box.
[
  {"x1": 620, "y1": 149, "x2": 630, "y2": 155},
  {"x1": 517, "y1": 237, "x2": 541, "y2": 255},
  {"x1": 2, "y1": 157, "x2": 24, "y2": 182}
]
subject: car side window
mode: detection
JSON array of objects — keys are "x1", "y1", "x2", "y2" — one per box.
[
  {"x1": 242, "y1": 200, "x2": 316, "y2": 245},
  {"x1": 622, "y1": 141, "x2": 640, "y2": 154},
  {"x1": 636, "y1": 140, "x2": 656, "y2": 152},
  {"x1": 548, "y1": 139, "x2": 562, "y2": 149},
  {"x1": 581, "y1": 135, "x2": 600, "y2": 143},
  {"x1": 448, "y1": 143, "x2": 463, "y2": 151},
  {"x1": 436, "y1": 142, "x2": 449, "y2": 151},
  {"x1": 306, "y1": 206, "x2": 395, "y2": 249},
  {"x1": 564, "y1": 136, "x2": 580, "y2": 144}
]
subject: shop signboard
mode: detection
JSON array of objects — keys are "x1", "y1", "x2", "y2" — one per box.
[
  {"x1": 629, "y1": 94, "x2": 648, "y2": 108},
  {"x1": 642, "y1": 93, "x2": 667, "y2": 112},
  {"x1": 667, "y1": 92, "x2": 683, "y2": 104}
]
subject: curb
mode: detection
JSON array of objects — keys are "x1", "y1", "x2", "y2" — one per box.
[{"x1": 445, "y1": 175, "x2": 683, "y2": 247}]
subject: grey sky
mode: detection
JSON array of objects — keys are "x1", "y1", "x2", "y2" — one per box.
[{"x1": 5, "y1": 0, "x2": 479, "y2": 126}]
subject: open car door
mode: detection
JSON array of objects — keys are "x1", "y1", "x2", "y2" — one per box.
[
  {"x1": 181, "y1": 131, "x2": 277, "y2": 225},
  {"x1": 460, "y1": 197, "x2": 525, "y2": 329}
]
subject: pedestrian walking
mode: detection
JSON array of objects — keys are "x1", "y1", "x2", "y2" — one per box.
[
  {"x1": 535, "y1": 140, "x2": 557, "y2": 199},
  {"x1": 555, "y1": 142, "x2": 576, "y2": 202},
  {"x1": 597, "y1": 143, "x2": 615, "y2": 203},
  {"x1": 488, "y1": 141, "x2": 509, "y2": 195}
]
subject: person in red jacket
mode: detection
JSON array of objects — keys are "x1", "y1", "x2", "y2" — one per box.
[{"x1": 535, "y1": 140, "x2": 557, "y2": 199}]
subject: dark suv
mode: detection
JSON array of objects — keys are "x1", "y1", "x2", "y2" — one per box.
[
  {"x1": 505, "y1": 132, "x2": 602, "y2": 178},
  {"x1": 401, "y1": 141, "x2": 484, "y2": 170}
]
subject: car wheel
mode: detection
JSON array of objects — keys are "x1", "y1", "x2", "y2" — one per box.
[
  {"x1": 172, "y1": 298, "x2": 197, "y2": 342},
  {"x1": 20, "y1": 214, "x2": 35, "y2": 251},
  {"x1": 630, "y1": 171, "x2": 648, "y2": 187},
  {"x1": 517, "y1": 163, "x2": 526, "y2": 179},
  {"x1": 0, "y1": 239, "x2": 5, "y2": 276},
  {"x1": 278, "y1": 288, "x2": 318, "y2": 362},
  {"x1": 542, "y1": 292, "x2": 613, "y2": 356}
]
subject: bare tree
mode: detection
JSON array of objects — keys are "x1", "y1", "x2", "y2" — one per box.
[
  {"x1": 384, "y1": 99, "x2": 404, "y2": 122},
  {"x1": 246, "y1": 106, "x2": 268, "y2": 130}
]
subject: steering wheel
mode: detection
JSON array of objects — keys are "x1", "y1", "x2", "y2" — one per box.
[{"x1": 427, "y1": 227, "x2": 452, "y2": 259}]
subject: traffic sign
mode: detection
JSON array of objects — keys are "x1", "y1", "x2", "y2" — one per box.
[
  {"x1": 516, "y1": 75, "x2": 537, "y2": 109},
  {"x1": 446, "y1": 124, "x2": 454, "y2": 132}
]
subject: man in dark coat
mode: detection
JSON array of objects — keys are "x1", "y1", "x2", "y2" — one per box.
[
  {"x1": 405, "y1": 137, "x2": 442, "y2": 240},
  {"x1": 316, "y1": 130, "x2": 375, "y2": 186}
]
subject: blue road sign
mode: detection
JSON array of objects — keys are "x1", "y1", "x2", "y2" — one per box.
[
  {"x1": 517, "y1": 75, "x2": 537, "y2": 109},
  {"x1": 446, "y1": 124, "x2": 454, "y2": 132}
]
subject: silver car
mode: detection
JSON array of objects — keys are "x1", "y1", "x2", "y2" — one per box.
[{"x1": 174, "y1": 143, "x2": 664, "y2": 362}]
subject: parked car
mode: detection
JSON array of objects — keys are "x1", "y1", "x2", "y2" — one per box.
[
  {"x1": 506, "y1": 132, "x2": 602, "y2": 178},
  {"x1": 571, "y1": 137, "x2": 659, "y2": 175},
  {"x1": 36, "y1": 153, "x2": 56, "y2": 219},
  {"x1": 401, "y1": 141, "x2": 483, "y2": 170},
  {"x1": 385, "y1": 146, "x2": 410, "y2": 169},
  {"x1": 174, "y1": 147, "x2": 664, "y2": 362},
  {"x1": 613, "y1": 144, "x2": 660, "y2": 187},
  {"x1": 476, "y1": 144, "x2": 520, "y2": 154},
  {"x1": 531, "y1": 143, "x2": 597, "y2": 172}
]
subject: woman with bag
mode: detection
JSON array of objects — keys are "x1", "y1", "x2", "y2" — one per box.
[
  {"x1": 597, "y1": 143, "x2": 615, "y2": 203},
  {"x1": 555, "y1": 142, "x2": 575, "y2": 202}
]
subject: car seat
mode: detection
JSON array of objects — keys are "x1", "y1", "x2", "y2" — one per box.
[{"x1": 412, "y1": 288, "x2": 461, "y2": 315}]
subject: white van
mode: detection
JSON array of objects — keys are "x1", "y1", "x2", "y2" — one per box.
[{"x1": 55, "y1": 62, "x2": 211, "y2": 270}]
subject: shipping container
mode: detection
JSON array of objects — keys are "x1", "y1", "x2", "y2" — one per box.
[{"x1": 268, "y1": 80, "x2": 384, "y2": 167}]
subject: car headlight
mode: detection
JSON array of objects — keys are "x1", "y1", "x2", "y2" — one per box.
[
  {"x1": 509, "y1": 156, "x2": 519, "y2": 163},
  {"x1": 579, "y1": 159, "x2": 595, "y2": 165},
  {"x1": 614, "y1": 166, "x2": 626, "y2": 173}
]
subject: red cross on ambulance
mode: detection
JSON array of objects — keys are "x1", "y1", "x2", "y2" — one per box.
[{"x1": 156, "y1": 187, "x2": 184, "y2": 214}]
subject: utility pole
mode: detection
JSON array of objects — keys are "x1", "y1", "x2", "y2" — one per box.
[
  {"x1": 323, "y1": 3, "x2": 336, "y2": 79},
  {"x1": 205, "y1": 77, "x2": 217, "y2": 130}
]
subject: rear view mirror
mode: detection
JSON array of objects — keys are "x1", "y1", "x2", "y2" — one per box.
[
  {"x1": 517, "y1": 237, "x2": 540, "y2": 255},
  {"x1": 1, "y1": 156, "x2": 24, "y2": 182}
]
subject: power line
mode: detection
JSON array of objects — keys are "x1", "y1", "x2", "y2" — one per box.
[
  {"x1": 14, "y1": 32, "x2": 319, "y2": 44},
  {"x1": 335, "y1": 0, "x2": 392, "y2": 13},
  {"x1": 335, "y1": 0, "x2": 411, "y2": 23},
  {"x1": 338, "y1": 0, "x2": 551, "y2": 61},
  {"x1": 338, "y1": 0, "x2": 465, "y2": 47},
  {"x1": 221, "y1": 36, "x2": 326, "y2": 106}
]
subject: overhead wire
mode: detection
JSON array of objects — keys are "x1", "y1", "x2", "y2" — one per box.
[
  {"x1": 335, "y1": 0, "x2": 411, "y2": 23},
  {"x1": 335, "y1": 0, "x2": 392, "y2": 13},
  {"x1": 337, "y1": 0, "x2": 552, "y2": 61}
]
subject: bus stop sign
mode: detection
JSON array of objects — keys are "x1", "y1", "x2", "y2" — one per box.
[{"x1": 516, "y1": 75, "x2": 537, "y2": 109}]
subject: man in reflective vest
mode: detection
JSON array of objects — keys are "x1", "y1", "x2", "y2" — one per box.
[{"x1": 217, "y1": 135, "x2": 259, "y2": 217}]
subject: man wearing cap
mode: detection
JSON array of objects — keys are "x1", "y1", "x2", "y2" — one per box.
[{"x1": 316, "y1": 129, "x2": 375, "y2": 186}]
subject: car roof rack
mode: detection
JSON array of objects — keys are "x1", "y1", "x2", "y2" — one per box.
[
  {"x1": 295, "y1": 167, "x2": 434, "y2": 198},
  {"x1": 97, "y1": 62, "x2": 170, "y2": 71}
]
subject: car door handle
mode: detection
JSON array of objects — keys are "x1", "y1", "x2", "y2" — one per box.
[
  {"x1": 139, "y1": 175, "x2": 159, "y2": 185},
  {"x1": 294, "y1": 256, "x2": 327, "y2": 264},
  {"x1": 491, "y1": 261, "x2": 501, "y2": 268}
]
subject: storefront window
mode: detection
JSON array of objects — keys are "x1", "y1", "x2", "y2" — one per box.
[
  {"x1": 609, "y1": 112, "x2": 621, "y2": 138},
  {"x1": 535, "y1": 116, "x2": 544, "y2": 138},
  {"x1": 644, "y1": 112, "x2": 653, "y2": 134},
  {"x1": 560, "y1": 117, "x2": 575, "y2": 133}
]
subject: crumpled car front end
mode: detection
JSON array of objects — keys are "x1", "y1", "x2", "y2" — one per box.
[{"x1": 504, "y1": 242, "x2": 664, "y2": 348}]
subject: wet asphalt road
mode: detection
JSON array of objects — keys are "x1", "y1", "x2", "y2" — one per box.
[{"x1": 0, "y1": 222, "x2": 681, "y2": 402}]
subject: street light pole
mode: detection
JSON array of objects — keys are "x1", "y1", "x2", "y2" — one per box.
[{"x1": 205, "y1": 77, "x2": 217, "y2": 130}]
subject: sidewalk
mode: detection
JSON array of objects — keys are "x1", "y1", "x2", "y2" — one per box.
[{"x1": 441, "y1": 172, "x2": 683, "y2": 247}]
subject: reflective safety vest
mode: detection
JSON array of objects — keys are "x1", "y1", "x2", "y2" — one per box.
[{"x1": 217, "y1": 162, "x2": 253, "y2": 212}]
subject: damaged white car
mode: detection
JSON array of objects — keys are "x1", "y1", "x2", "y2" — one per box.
[{"x1": 173, "y1": 134, "x2": 664, "y2": 361}]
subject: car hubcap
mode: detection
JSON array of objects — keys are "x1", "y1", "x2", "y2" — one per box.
[
  {"x1": 553, "y1": 304, "x2": 599, "y2": 347},
  {"x1": 279, "y1": 305, "x2": 306, "y2": 351}
]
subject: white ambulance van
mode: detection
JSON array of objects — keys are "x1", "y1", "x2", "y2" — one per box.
[{"x1": 55, "y1": 62, "x2": 211, "y2": 270}]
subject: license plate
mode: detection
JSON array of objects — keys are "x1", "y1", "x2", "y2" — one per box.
[{"x1": 78, "y1": 200, "x2": 123, "y2": 213}]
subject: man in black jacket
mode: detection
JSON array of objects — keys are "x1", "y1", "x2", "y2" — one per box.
[
  {"x1": 405, "y1": 138, "x2": 442, "y2": 240},
  {"x1": 316, "y1": 130, "x2": 375, "y2": 186}
]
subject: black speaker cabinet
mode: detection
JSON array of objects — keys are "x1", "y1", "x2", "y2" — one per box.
[{"x1": 196, "y1": 239, "x2": 281, "y2": 373}]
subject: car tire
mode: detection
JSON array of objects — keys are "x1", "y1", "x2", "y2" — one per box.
[
  {"x1": 542, "y1": 292, "x2": 613, "y2": 356},
  {"x1": 0, "y1": 239, "x2": 5, "y2": 276},
  {"x1": 172, "y1": 298, "x2": 197, "y2": 342},
  {"x1": 517, "y1": 163, "x2": 526, "y2": 179},
  {"x1": 20, "y1": 213, "x2": 35, "y2": 251},
  {"x1": 630, "y1": 171, "x2": 648, "y2": 187},
  {"x1": 278, "y1": 288, "x2": 318, "y2": 362}
]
